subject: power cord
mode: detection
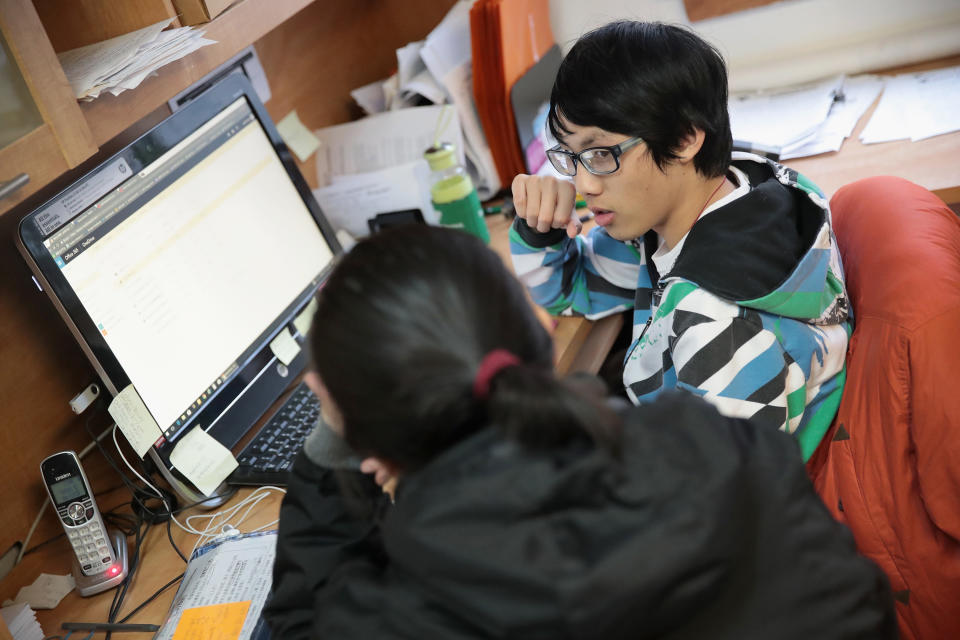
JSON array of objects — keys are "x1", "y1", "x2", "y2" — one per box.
[{"x1": 29, "y1": 392, "x2": 287, "y2": 635}]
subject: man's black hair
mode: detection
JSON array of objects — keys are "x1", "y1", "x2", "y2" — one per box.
[{"x1": 548, "y1": 21, "x2": 732, "y2": 178}]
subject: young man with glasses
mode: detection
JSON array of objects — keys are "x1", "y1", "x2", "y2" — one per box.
[{"x1": 509, "y1": 20, "x2": 850, "y2": 460}]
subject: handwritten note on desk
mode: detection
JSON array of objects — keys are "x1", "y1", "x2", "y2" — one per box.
[{"x1": 172, "y1": 601, "x2": 250, "y2": 640}]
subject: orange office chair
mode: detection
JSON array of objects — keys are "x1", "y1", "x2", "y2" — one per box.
[{"x1": 806, "y1": 176, "x2": 960, "y2": 640}]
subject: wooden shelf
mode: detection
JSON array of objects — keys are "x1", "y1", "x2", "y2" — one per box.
[{"x1": 79, "y1": 0, "x2": 315, "y2": 147}]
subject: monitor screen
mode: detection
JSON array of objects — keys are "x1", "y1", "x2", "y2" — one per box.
[{"x1": 18, "y1": 75, "x2": 339, "y2": 496}]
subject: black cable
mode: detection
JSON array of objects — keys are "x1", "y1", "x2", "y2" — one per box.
[
  {"x1": 75, "y1": 398, "x2": 254, "y2": 632},
  {"x1": 76, "y1": 399, "x2": 167, "y2": 639},
  {"x1": 107, "y1": 513, "x2": 152, "y2": 635},
  {"x1": 117, "y1": 571, "x2": 185, "y2": 623},
  {"x1": 167, "y1": 516, "x2": 188, "y2": 564}
]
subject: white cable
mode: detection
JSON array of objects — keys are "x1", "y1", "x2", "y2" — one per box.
[
  {"x1": 111, "y1": 425, "x2": 285, "y2": 555},
  {"x1": 16, "y1": 423, "x2": 115, "y2": 566},
  {"x1": 183, "y1": 486, "x2": 285, "y2": 555},
  {"x1": 110, "y1": 425, "x2": 196, "y2": 535}
]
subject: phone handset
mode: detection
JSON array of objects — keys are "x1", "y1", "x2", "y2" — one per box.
[{"x1": 40, "y1": 451, "x2": 119, "y2": 577}]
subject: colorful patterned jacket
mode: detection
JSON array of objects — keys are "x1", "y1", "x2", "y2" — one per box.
[{"x1": 509, "y1": 153, "x2": 850, "y2": 459}]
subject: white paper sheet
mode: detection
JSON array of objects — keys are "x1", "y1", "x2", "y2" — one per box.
[
  {"x1": 169, "y1": 427, "x2": 238, "y2": 496},
  {"x1": 729, "y1": 75, "x2": 843, "y2": 149},
  {"x1": 155, "y1": 532, "x2": 276, "y2": 640},
  {"x1": 108, "y1": 385, "x2": 164, "y2": 458},
  {"x1": 350, "y1": 80, "x2": 387, "y2": 115},
  {"x1": 861, "y1": 65, "x2": 960, "y2": 144},
  {"x1": 909, "y1": 66, "x2": 960, "y2": 141},
  {"x1": 859, "y1": 75, "x2": 914, "y2": 144},
  {"x1": 419, "y1": 1, "x2": 473, "y2": 84},
  {"x1": 57, "y1": 20, "x2": 215, "y2": 100},
  {"x1": 343, "y1": 1, "x2": 498, "y2": 198},
  {"x1": 0, "y1": 602, "x2": 44, "y2": 640},
  {"x1": 312, "y1": 160, "x2": 436, "y2": 238},
  {"x1": 780, "y1": 74, "x2": 884, "y2": 159},
  {"x1": 441, "y1": 62, "x2": 501, "y2": 198},
  {"x1": 314, "y1": 105, "x2": 463, "y2": 180},
  {"x1": 57, "y1": 19, "x2": 172, "y2": 98},
  {"x1": 11, "y1": 574, "x2": 75, "y2": 611}
]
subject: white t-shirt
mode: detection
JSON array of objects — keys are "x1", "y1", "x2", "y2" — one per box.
[{"x1": 651, "y1": 165, "x2": 751, "y2": 278}]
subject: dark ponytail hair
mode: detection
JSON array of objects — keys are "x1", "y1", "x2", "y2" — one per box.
[{"x1": 309, "y1": 226, "x2": 620, "y2": 472}]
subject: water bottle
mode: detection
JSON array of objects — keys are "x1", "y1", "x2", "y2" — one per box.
[{"x1": 424, "y1": 142, "x2": 490, "y2": 243}]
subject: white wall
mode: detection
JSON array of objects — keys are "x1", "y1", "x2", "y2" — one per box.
[{"x1": 548, "y1": 0, "x2": 960, "y2": 92}]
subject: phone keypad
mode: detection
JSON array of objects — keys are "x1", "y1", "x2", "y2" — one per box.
[{"x1": 62, "y1": 500, "x2": 114, "y2": 574}]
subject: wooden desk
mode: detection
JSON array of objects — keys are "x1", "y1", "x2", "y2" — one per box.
[
  {"x1": 0, "y1": 487, "x2": 285, "y2": 639},
  {"x1": 788, "y1": 54, "x2": 960, "y2": 206}
]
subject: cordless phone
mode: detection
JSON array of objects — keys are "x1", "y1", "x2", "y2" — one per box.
[{"x1": 40, "y1": 451, "x2": 119, "y2": 577}]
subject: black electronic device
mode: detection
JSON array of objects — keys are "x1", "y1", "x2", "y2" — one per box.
[
  {"x1": 367, "y1": 208, "x2": 425, "y2": 234},
  {"x1": 40, "y1": 451, "x2": 118, "y2": 577},
  {"x1": 18, "y1": 74, "x2": 341, "y2": 504},
  {"x1": 230, "y1": 380, "x2": 320, "y2": 486}
]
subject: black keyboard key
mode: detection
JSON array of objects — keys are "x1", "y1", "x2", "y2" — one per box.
[{"x1": 227, "y1": 380, "x2": 321, "y2": 487}]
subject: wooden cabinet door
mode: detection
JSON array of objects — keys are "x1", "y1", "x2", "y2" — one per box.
[{"x1": 0, "y1": 0, "x2": 97, "y2": 216}]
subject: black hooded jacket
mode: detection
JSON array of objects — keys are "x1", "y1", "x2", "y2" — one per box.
[{"x1": 263, "y1": 393, "x2": 895, "y2": 639}]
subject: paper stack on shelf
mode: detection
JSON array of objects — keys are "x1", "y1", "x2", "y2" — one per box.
[
  {"x1": 57, "y1": 19, "x2": 216, "y2": 101},
  {"x1": 470, "y1": 0, "x2": 555, "y2": 185}
]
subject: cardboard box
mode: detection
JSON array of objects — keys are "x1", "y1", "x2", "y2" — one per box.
[{"x1": 172, "y1": 0, "x2": 236, "y2": 25}]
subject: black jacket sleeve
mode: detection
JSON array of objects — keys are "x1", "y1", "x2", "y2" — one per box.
[{"x1": 262, "y1": 448, "x2": 388, "y2": 639}]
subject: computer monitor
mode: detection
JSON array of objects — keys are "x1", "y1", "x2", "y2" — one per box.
[{"x1": 17, "y1": 74, "x2": 341, "y2": 503}]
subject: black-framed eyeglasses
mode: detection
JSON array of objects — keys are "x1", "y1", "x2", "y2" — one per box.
[{"x1": 546, "y1": 136, "x2": 644, "y2": 177}]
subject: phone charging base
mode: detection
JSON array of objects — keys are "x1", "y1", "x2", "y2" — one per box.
[{"x1": 71, "y1": 530, "x2": 129, "y2": 597}]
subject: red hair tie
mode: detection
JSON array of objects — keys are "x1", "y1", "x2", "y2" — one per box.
[{"x1": 473, "y1": 349, "x2": 521, "y2": 400}]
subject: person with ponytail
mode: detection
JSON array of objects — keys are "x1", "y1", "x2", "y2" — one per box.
[{"x1": 262, "y1": 226, "x2": 894, "y2": 639}]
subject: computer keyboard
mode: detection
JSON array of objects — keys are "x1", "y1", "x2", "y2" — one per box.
[{"x1": 227, "y1": 381, "x2": 320, "y2": 486}]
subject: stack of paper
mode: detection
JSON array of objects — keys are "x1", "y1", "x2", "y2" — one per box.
[
  {"x1": 781, "y1": 75, "x2": 884, "y2": 159},
  {"x1": 346, "y1": 1, "x2": 500, "y2": 199},
  {"x1": 154, "y1": 531, "x2": 276, "y2": 640},
  {"x1": 860, "y1": 65, "x2": 960, "y2": 144},
  {"x1": 312, "y1": 105, "x2": 456, "y2": 238},
  {"x1": 729, "y1": 75, "x2": 843, "y2": 153},
  {"x1": 0, "y1": 603, "x2": 44, "y2": 640},
  {"x1": 58, "y1": 19, "x2": 216, "y2": 101},
  {"x1": 729, "y1": 74, "x2": 885, "y2": 160}
]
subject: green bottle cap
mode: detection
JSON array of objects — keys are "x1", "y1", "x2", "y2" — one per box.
[{"x1": 424, "y1": 142, "x2": 457, "y2": 171}]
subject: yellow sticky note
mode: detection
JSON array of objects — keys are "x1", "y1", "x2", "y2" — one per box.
[
  {"x1": 108, "y1": 385, "x2": 163, "y2": 457},
  {"x1": 276, "y1": 110, "x2": 320, "y2": 162},
  {"x1": 293, "y1": 297, "x2": 318, "y2": 338},
  {"x1": 172, "y1": 600, "x2": 251, "y2": 640},
  {"x1": 269, "y1": 327, "x2": 301, "y2": 366},
  {"x1": 170, "y1": 427, "x2": 238, "y2": 496}
]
